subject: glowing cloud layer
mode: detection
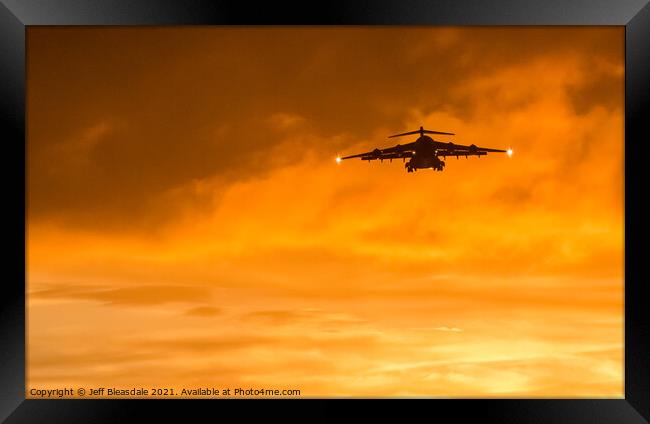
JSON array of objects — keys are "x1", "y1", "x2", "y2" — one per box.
[{"x1": 27, "y1": 27, "x2": 623, "y2": 397}]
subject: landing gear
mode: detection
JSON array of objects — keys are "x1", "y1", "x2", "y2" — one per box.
[
  {"x1": 405, "y1": 162, "x2": 415, "y2": 173},
  {"x1": 405, "y1": 159, "x2": 444, "y2": 173}
]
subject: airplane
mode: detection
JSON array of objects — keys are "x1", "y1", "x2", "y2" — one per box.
[{"x1": 337, "y1": 126, "x2": 512, "y2": 173}]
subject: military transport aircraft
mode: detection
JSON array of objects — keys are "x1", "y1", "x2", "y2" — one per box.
[{"x1": 337, "y1": 126, "x2": 512, "y2": 173}]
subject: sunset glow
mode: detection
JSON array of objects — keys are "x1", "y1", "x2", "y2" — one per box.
[{"x1": 27, "y1": 27, "x2": 623, "y2": 398}]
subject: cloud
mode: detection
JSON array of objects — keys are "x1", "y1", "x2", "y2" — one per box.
[
  {"x1": 28, "y1": 27, "x2": 623, "y2": 234},
  {"x1": 433, "y1": 326, "x2": 464, "y2": 333},
  {"x1": 30, "y1": 283, "x2": 212, "y2": 306},
  {"x1": 242, "y1": 310, "x2": 307, "y2": 325},
  {"x1": 240, "y1": 309, "x2": 368, "y2": 329},
  {"x1": 27, "y1": 27, "x2": 623, "y2": 397},
  {"x1": 185, "y1": 306, "x2": 222, "y2": 317},
  {"x1": 267, "y1": 113, "x2": 306, "y2": 130}
]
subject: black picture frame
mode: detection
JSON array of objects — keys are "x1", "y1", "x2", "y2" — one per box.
[{"x1": 1, "y1": 0, "x2": 648, "y2": 422}]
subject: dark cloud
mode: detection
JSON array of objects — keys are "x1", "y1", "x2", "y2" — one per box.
[
  {"x1": 241, "y1": 309, "x2": 307, "y2": 325},
  {"x1": 185, "y1": 306, "x2": 222, "y2": 317},
  {"x1": 28, "y1": 27, "x2": 622, "y2": 233},
  {"x1": 29, "y1": 347, "x2": 152, "y2": 369},
  {"x1": 490, "y1": 182, "x2": 535, "y2": 206},
  {"x1": 30, "y1": 283, "x2": 211, "y2": 306},
  {"x1": 567, "y1": 70, "x2": 624, "y2": 115}
]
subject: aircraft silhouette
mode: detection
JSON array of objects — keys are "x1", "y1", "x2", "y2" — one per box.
[{"x1": 337, "y1": 126, "x2": 512, "y2": 173}]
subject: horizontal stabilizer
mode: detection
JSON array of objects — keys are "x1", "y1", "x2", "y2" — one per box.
[{"x1": 389, "y1": 128, "x2": 454, "y2": 138}]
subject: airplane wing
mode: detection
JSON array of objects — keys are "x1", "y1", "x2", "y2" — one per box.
[
  {"x1": 437, "y1": 150, "x2": 488, "y2": 158},
  {"x1": 472, "y1": 147, "x2": 507, "y2": 153},
  {"x1": 432, "y1": 140, "x2": 507, "y2": 154},
  {"x1": 340, "y1": 141, "x2": 417, "y2": 161},
  {"x1": 340, "y1": 151, "x2": 377, "y2": 160}
]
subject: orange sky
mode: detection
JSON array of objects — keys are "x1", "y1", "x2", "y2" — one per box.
[{"x1": 27, "y1": 27, "x2": 624, "y2": 397}]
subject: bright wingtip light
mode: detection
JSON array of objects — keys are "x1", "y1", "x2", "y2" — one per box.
[
  {"x1": 336, "y1": 156, "x2": 342, "y2": 164},
  {"x1": 507, "y1": 148, "x2": 513, "y2": 157}
]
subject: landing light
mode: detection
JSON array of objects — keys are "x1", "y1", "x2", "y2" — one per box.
[
  {"x1": 336, "y1": 156, "x2": 342, "y2": 164},
  {"x1": 507, "y1": 148, "x2": 513, "y2": 157}
]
